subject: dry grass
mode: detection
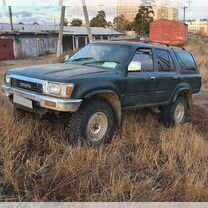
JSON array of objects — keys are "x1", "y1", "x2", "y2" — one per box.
[
  {"x1": 0, "y1": 36, "x2": 208, "y2": 202},
  {"x1": 186, "y1": 35, "x2": 208, "y2": 82}
]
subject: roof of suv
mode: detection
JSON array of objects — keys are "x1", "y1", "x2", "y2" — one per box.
[{"x1": 93, "y1": 40, "x2": 186, "y2": 52}]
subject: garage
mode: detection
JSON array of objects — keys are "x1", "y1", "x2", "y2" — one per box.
[{"x1": 0, "y1": 39, "x2": 14, "y2": 61}]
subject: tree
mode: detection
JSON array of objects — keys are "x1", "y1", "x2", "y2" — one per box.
[
  {"x1": 18, "y1": 22, "x2": 24, "y2": 25},
  {"x1": 70, "y1": 18, "x2": 82, "y2": 26},
  {"x1": 107, "y1": 21, "x2": 113, "y2": 28},
  {"x1": 113, "y1": 14, "x2": 133, "y2": 32},
  {"x1": 64, "y1": 18, "x2": 69, "y2": 26},
  {"x1": 133, "y1": 6, "x2": 154, "y2": 35},
  {"x1": 90, "y1": 10, "x2": 108, "y2": 28},
  {"x1": 33, "y1": 22, "x2": 39, "y2": 25}
]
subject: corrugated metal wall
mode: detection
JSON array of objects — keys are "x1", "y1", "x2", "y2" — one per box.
[{"x1": 15, "y1": 36, "x2": 57, "y2": 58}]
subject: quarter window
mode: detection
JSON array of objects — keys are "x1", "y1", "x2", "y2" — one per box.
[
  {"x1": 156, "y1": 49, "x2": 175, "y2": 72},
  {"x1": 174, "y1": 51, "x2": 197, "y2": 71},
  {"x1": 129, "y1": 49, "x2": 154, "y2": 72}
]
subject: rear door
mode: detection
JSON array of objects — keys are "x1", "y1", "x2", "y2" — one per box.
[{"x1": 152, "y1": 48, "x2": 179, "y2": 104}]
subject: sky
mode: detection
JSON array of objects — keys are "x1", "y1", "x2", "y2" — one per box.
[{"x1": 0, "y1": 0, "x2": 208, "y2": 25}]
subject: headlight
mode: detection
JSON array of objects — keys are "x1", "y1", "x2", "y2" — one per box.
[
  {"x1": 48, "y1": 83, "x2": 61, "y2": 95},
  {"x1": 5, "y1": 75, "x2": 11, "y2": 84},
  {"x1": 44, "y1": 82, "x2": 74, "y2": 98}
]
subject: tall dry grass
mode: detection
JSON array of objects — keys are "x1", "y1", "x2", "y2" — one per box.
[
  {"x1": 1, "y1": 95, "x2": 208, "y2": 202},
  {"x1": 0, "y1": 36, "x2": 208, "y2": 202},
  {"x1": 186, "y1": 35, "x2": 208, "y2": 82}
]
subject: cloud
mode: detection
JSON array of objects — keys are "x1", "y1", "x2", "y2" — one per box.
[{"x1": 13, "y1": 11, "x2": 33, "y2": 18}]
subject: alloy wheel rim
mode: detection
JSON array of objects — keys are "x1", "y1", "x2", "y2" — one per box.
[
  {"x1": 174, "y1": 103, "x2": 185, "y2": 124},
  {"x1": 86, "y1": 112, "x2": 108, "y2": 142}
]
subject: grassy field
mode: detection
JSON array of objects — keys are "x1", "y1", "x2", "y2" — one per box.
[{"x1": 0, "y1": 36, "x2": 208, "y2": 202}]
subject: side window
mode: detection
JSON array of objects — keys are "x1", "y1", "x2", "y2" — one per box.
[
  {"x1": 175, "y1": 51, "x2": 197, "y2": 71},
  {"x1": 156, "y1": 49, "x2": 175, "y2": 72},
  {"x1": 128, "y1": 49, "x2": 154, "y2": 72}
]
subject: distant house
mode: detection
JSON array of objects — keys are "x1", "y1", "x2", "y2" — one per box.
[
  {"x1": 185, "y1": 19, "x2": 208, "y2": 35},
  {"x1": 0, "y1": 23, "x2": 123, "y2": 61}
]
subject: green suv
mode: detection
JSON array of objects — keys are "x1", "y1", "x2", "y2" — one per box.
[{"x1": 1, "y1": 41, "x2": 201, "y2": 146}]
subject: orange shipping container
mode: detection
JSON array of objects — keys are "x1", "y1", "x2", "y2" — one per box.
[{"x1": 149, "y1": 19, "x2": 188, "y2": 46}]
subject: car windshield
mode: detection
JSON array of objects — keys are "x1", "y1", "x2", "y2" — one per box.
[{"x1": 66, "y1": 43, "x2": 131, "y2": 70}]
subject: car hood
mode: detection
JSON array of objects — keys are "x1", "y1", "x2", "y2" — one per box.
[{"x1": 8, "y1": 63, "x2": 114, "y2": 82}]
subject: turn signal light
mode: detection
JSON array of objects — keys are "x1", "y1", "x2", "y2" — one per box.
[
  {"x1": 45, "y1": 101, "x2": 56, "y2": 108},
  {"x1": 66, "y1": 85, "x2": 74, "y2": 97}
]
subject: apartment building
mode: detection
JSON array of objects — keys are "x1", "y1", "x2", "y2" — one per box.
[
  {"x1": 117, "y1": 3, "x2": 179, "y2": 22},
  {"x1": 186, "y1": 19, "x2": 208, "y2": 34}
]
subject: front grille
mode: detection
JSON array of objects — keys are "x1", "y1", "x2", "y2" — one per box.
[{"x1": 11, "y1": 78, "x2": 43, "y2": 94}]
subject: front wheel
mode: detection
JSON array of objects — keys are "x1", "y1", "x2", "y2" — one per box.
[
  {"x1": 162, "y1": 97, "x2": 188, "y2": 127},
  {"x1": 67, "y1": 100, "x2": 115, "y2": 146}
]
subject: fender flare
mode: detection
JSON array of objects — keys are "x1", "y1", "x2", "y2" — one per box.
[{"x1": 84, "y1": 89, "x2": 122, "y2": 125}]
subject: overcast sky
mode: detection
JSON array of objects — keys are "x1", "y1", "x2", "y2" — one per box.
[{"x1": 0, "y1": 0, "x2": 207, "y2": 25}]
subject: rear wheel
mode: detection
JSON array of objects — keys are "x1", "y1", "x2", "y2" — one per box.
[
  {"x1": 162, "y1": 97, "x2": 187, "y2": 127},
  {"x1": 67, "y1": 100, "x2": 115, "y2": 146}
]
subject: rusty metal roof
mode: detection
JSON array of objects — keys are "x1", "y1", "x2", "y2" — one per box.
[{"x1": 0, "y1": 23, "x2": 123, "y2": 36}]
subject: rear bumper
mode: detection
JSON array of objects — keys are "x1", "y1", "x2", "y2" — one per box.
[{"x1": 1, "y1": 85, "x2": 82, "y2": 112}]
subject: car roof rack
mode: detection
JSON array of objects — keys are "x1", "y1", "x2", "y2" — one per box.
[{"x1": 141, "y1": 41, "x2": 186, "y2": 51}]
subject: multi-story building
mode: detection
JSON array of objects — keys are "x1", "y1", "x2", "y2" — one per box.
[
  {"x1": 117, "y1": 2, "x2": 179, "y2": 22},
  {"x1": 152, "y1": 6, "x2": 179, "y2": 21},
  {"x1": 117, "y1": 5, "x2": 138, "y2": 22},
  {"x1": 186, "y1": 19, "x2": 208, "y2": 34}
]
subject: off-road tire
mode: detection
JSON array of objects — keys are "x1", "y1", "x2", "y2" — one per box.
[
  {"x1": 67, "y1": 100, "x2": 115, "y2": 146},
  {"x1": 162, "y1": 96, "x2": 188, "y2": 127}
]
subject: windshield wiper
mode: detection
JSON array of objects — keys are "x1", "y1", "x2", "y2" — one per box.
[{"x1": 70, "y1": 57, "x2": 96, "y2": 63}]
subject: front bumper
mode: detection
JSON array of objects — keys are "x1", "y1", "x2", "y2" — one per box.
[{"x1": 1, "y1": 85, "x2": 82, "y2": 112}]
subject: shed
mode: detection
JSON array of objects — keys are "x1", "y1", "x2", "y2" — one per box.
[
  {"x1": 149, "y1": 19, "x2": 188, "y2": 46},
  {"x1": 0, "y1": 24, "x2": 124, "y2": 60}
]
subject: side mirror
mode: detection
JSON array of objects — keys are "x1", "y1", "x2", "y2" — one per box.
[
  {"x1": 64, "y1": 55, "x2": 70, "y2": 62},
  {"x1": 128, "y1": 61, "x2": 141, "y2": 72}
]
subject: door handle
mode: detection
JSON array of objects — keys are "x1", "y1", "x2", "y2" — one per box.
[{"x1": 150, "y1": 76, "x2": 156, "y2": 80}]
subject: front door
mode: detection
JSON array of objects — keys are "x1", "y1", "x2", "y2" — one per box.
[{"x1": 122, "y1": 48, "x2": 157, "y2": 108}]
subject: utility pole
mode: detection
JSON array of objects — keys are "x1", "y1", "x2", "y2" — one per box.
[
  {"x1": 182, "y1": 6, "x2": 188, "y2": 22},
  {"x1": 82, "y1": 0, "x2": 93, "y2": 42},
  {"x1": 8, "y1": 6, "x2": 13, "y2": 30},
  {"x1": 59, "y1": 0, "x2": 63, "y2": 7},
  {"x1": 56, "y1": 5, "x2": 65, "y2": 57},
  {"x1": 187, "y1": 0, "x2": 192, "y2": 6}
]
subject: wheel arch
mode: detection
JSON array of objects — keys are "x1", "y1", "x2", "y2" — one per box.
[
  {"x1": 84, "y1": 90, "x2": 122, "y2": 125},
  {"x1": 172, "y1": 88, "x2": 193, "y2": 109}
]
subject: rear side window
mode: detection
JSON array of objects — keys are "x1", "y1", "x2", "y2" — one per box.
[
  {"x1": 156, "y1": 49, "x2": 175, "y2": 72},
  {"x1": 175, "y1": 51, "x2": 197, "y2": 71}
]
